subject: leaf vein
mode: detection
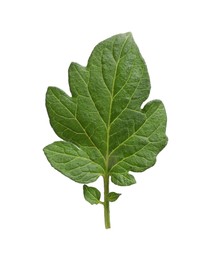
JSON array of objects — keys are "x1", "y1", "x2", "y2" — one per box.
[
  {"x1": 50, "y1": 90, "x2": 106, "y2": 161},
  {"x1": 73, "y1": 65, "x2": 108, "y2": 127}
]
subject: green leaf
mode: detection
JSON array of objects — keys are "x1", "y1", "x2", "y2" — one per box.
[
  {"x1": 44, "y1": 32, "x2": 168, "y2": 228},
  {"x1": 43, "y1": 141, "x2": 103, "y2": 184},
  {"x1": 83, "y1": 185, "x2": 101, "y2": 205},
  {"x1": 45, "y1": 32, "x2": 167, "y2": 186},
  {"x1": 108, "y1": 192, "x2": 121, "y2": 202},
  {"x1": 111, "y1": 172, "x2": 136, "y2": 186}
]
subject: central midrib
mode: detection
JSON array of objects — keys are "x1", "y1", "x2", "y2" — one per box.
[
  {"x1": 105, "y1": 64, "x2": 117, "y2": 174},
  {"x1": 105, "y1": 37, "x2": 129, "y2": 175}
]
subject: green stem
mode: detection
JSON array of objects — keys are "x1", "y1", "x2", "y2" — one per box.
[{"x1": 103, "y1": 175, "x2": 110, "y2": 229}]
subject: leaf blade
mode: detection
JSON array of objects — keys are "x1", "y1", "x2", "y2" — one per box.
[
  {"x1": 111, "y1": 171, "x2": 136, "y2": 186},
  {"x1": 83, "y1": 185, "x2": 101, "y2": 205},
  {"x1": 45, "y1": 32, "x2": 167, "y2": 187},
  {"x1": 108, "y1": 192, "x2": 121, "y2": 202},
  {"x1": 109, "y1": 100, "x2": 168, "y2": 174},
  {"x1": 46, "y1": 86, "x2": 106, "y2": 168},
  {"x1": 43, "y1": 141, "x2": 103, "y2": 184}
]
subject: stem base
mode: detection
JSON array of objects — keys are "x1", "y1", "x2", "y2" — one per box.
[{"x1": 103, "y1": 175, "x2": 111, "y2": 229}]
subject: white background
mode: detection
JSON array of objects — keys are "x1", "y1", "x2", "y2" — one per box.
[{"x1": 0, "y1": 0, "x2": 223, "y2": 259}]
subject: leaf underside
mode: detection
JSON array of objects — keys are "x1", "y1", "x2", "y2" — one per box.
[{"x1": 44, "y1": 32, "x2": 168, "y2": 186}]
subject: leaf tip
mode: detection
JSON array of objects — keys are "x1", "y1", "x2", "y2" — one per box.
[{"x1": 68, "y1": 62, "x2": 75, "y2": 71}]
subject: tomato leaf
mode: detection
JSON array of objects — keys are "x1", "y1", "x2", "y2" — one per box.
[
  {"x1": 83, "y1": 185, "x2": 101, "y2": 205},
  {"x1": 43, "y1": 32, "x2": 168, "y2": 228},
  {"x1": 108, "y1": 192, "x2": 121, "y2": 202}
]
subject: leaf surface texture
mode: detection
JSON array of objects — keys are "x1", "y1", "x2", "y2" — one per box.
[{"x1": 44, "y1": 33, "x2": 168, "y2": 185}]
